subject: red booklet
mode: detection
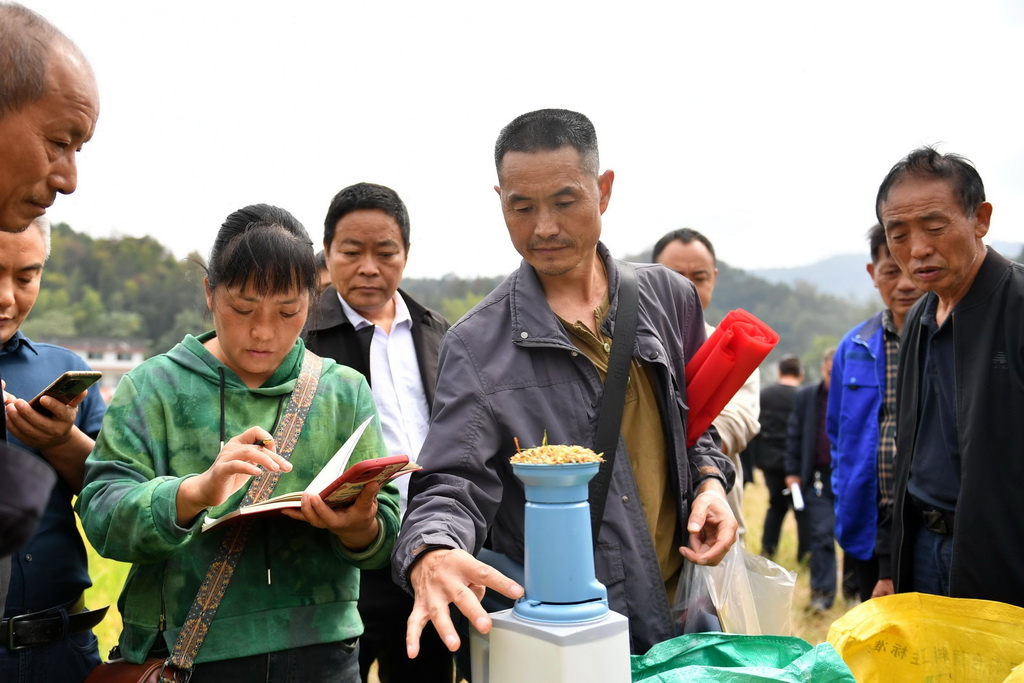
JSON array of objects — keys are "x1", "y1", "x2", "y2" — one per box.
[{"x1": 202, "y1": 416, "x2": 420, "y2": 532}]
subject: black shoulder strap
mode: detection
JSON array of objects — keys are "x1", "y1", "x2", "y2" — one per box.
[{"x1": 589, "y1": 261, "x2": 639, "y2": 542}]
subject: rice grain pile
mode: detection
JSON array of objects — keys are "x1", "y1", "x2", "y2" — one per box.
[{"x1": 510, "y1": 443, "x2": 604, "y2": 465}]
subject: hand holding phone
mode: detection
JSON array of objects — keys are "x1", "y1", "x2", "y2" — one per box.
[{"x1": 28, "y1": 371, "x2": 101, "y2": 417}]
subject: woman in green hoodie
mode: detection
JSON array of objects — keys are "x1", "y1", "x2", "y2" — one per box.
[{"x1": 77, "y1": 205, "x2": 400, "y2": 682}]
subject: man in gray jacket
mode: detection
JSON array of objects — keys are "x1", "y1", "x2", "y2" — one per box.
[{"x1": 394, "y1": 109, "x2": 737, "y2": 657}]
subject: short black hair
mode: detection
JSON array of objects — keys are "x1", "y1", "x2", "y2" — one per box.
[
  {"x1": 494, "y1": 109, "x2": 599, "y2": 179},
  {"x1": 875, "y1": 146, "x2": 986, "y2": 223},
  {"x1": 651, "y1": 228, "x2": 716, "y2": 265},
  {"x1": 206, "y1": 204, "x2": 316, "y2": 298},
  {"x1": 778, "y1": 355, "x2": 802, "y2": 378},
  {"x1": 323, "y1": 182, "x2": 410, "y2": 252},
  {"x1": 866, "y1": 223, "x2": 888, "y2": 264}
]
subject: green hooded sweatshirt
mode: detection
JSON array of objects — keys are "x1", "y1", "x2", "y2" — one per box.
[{"x1": 77, "y1": 333, "x2": 400, "y2": 664}]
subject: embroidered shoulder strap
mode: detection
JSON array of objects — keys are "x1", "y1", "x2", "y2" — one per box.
[{"x1": 165, "y1": 351, "x2": 323, "y2": 677}]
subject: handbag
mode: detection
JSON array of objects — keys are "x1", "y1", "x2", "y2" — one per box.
[
  {"x1": 84, "y1": 658, "x2": 169, "y2": 683},
  {"x1": 85, "y1": 352, "x2": 323, "y2": 683}
]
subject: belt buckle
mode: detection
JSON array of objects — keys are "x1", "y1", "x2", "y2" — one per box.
[{"x1": 5, "y1": 612, "x2": 33, "y2": 651}]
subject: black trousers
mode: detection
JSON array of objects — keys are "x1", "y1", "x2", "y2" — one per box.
[
  {"x1": 760, "y1": 466, "x2": 809, "y2": 560},
  {"x1": 357, "y1": 566, "x2": 453, "y2": 683}
]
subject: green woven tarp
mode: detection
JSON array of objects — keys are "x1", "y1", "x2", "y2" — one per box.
[{"x1": 631, "y1": 632, "x2": 855, "y2": 682}]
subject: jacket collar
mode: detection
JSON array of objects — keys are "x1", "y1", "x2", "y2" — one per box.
[
  {"x1": 955, "y1": 246, "x2": 1012, "y2": 313},
  {"x1": 508, "y1": 242, "x2": 619, "y2": 346},
  {"x1": 306, "y1": 286, "x2": 429, "y2": 332},
  {"x1": 0, "y1": 329, "x2": 36, "y2": 356},
  {"x1": 854, "y1": 311, "x2": 884, "y2": 342}
]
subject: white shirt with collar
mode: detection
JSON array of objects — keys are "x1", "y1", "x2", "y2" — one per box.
[{"x1": 338, "y1": 292, "x2": 430, "y2": 514}]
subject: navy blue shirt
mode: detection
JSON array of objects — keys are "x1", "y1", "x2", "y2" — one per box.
[
  {"x1": 908, "y1": 295, "x2": 960, "y2": 512},
  {"x1": 0, "y1": 331, "x2": 106, "y2": 615}
]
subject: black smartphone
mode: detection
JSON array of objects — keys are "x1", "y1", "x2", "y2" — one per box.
[{"x1": 27, "y1": 371, "x2": 102, "y2": 416}]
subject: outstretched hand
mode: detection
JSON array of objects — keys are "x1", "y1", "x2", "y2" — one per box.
[{"x1": 406, "y1": 548, "x2": 524, "y2": 658}]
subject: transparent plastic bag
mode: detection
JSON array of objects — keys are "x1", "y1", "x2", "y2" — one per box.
[
  {"x1": 672, "y1": 555, "x2": 722, "y2": 635},
  {"x1": 673, "y1": 542, "x2": 796, "y2": 636}
]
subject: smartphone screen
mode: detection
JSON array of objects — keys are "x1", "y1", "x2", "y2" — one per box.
[{"x1": 28, "y1": 371, "x2": 102, "y2": 416}]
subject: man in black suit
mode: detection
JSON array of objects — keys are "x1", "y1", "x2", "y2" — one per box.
[
  {"x1": 750, "y1": 355, "x2": 804, "y2": 560},
  {"x1": 303, "y1": 182, "x2": 452, "y2": 683},
  {"x1": 785, "y1": 348, "x2": 836, "y2": 612}
]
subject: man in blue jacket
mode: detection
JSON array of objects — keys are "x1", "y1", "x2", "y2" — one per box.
[{"x1": 827, "y1": 224, "x2": 923, "y2": 602}]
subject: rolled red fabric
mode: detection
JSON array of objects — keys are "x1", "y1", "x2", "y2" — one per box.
[{"x1": 685, "y1": 309, "x2": 779, "y2": 447}]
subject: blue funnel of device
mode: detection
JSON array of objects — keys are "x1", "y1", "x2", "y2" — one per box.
[{"x1": 511, "y1": 462, "x2": 609, "y2": 623}]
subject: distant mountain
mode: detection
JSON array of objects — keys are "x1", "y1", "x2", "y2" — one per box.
[
  {"x1": 749, "y1": 240, "x2": 1023, "y2": 303},
  {"x1": 750, "y1": 254, "x2": 876, "y2": 302}
]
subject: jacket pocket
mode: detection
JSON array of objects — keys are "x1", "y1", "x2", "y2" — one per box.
[{"x1": 841, "y1": 358, "x2": 879, "y2": 390}]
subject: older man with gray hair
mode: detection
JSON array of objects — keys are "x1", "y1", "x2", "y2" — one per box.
[{"x1": 0, "y1": 5, "x2": 101, "y2": 678}]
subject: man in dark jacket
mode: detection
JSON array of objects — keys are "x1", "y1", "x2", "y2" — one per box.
[
  {"x1": 0, "y1": 1, "x2": 98, "y2": 629},
  {"x1": 395, "y1": 109, "x2": 736, "y2": 658},
  {"x1": 877, "y1": 146, "x2": 1024, "y2": 604},
  {"x1": 784, "y1": 348, "x2": 835, "y2": 612},
  {"x1": 303, "y1": 182, "x2": 452, "y2": 683}
]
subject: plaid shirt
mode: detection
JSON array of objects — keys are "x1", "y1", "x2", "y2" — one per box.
[{"x1": 877, "y1": 309, "x2": 901, "y2": 507}]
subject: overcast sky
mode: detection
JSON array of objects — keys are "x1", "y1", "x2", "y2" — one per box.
[{"x1": 24, "y1": 0, "x2": 1024, "y2": 278}]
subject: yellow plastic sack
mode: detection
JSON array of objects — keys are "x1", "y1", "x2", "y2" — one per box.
[{"x1": 827, "y1": 592, "x2": 1024, "y2": 682}]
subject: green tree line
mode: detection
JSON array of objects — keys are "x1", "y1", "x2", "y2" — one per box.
[
  {"x1": 23, "y1": 223, "x2": 209, "y2": 356},
  {"x1": 26, "y1": 223, "x2": 879, "y2": 376}
]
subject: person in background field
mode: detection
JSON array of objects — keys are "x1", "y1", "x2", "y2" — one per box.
[
  {"x1": 0, "y1": 219, "x2": 106, "y2": 682},
  {"x1": 394, "y1": 108, "x2": 736, "y2": 659},
  {"x1": 77, "y1": 204, "x2": 400, "y2": 682},
  {"x1": 303, "y1": 182, "x2": 453, "y2": 683},
  {"x1": 827, "y1": 224, "x2": 924, "y2": 603},
  {"x1": 750, "y1": 355, "x2": 806, "y2": 560},
  {"x1": 784, "y1": 347, "x2": 836, "y2": 613},
  {"x1": 652, "y1": 228, "x2": 760, "y2": 542},
  {"x1": 0, "y1": 0, "x2": 100, "y2": 614},
  {"x1": 877, "y1": 147, "x2": 1024, "y2": 605}
]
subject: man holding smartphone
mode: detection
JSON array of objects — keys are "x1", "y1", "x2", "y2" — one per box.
[{"x1": 0, "y1": 218, "x2": 107, "y2": 682}]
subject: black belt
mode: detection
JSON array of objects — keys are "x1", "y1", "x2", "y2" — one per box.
[
  {"x1": 3, "y1": 595, "x2": 109, "y2": 651},
  {"x1": 917, "y1": 506, "x2": 956, "y2": 536}
]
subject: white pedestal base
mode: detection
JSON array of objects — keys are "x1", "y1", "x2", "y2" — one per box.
[{"x1": 470, "y1": 608, "x2": 631, "y2": 683}]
